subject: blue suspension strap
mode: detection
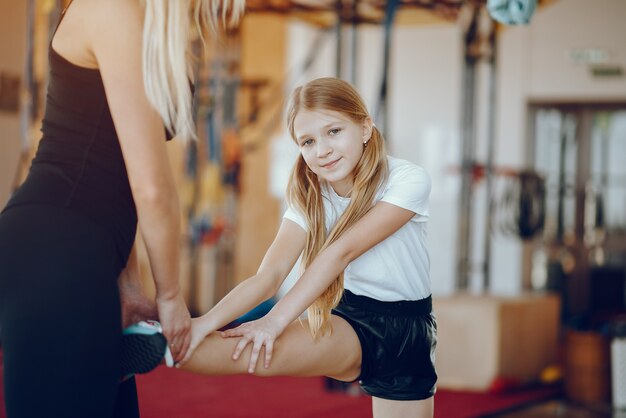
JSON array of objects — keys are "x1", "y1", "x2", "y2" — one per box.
[{"x1": 375, "y1": 0, "x2": 400, "y2": 136}]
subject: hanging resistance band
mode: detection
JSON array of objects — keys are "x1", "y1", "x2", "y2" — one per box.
[{"x1": 374, "y1": 0, "x2": 400, "y2": 135}]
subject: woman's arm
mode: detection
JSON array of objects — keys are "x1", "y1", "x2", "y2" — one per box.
[
  {"x1": 86, "y1": 0, "x2": 190, "y2": 361},
  {"x1": 224, "y1": 201, "x2": 416, "y2": 373},
  {"x1": 179, "y1": 219, "x2": 306, "y2": 364}
]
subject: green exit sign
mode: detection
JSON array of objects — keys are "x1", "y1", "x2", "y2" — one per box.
[{"x1": 591, "y1": 66, "x2": 624, "y2": 78}]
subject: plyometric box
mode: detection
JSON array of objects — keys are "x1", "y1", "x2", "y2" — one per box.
[{"x1": 433, "y1": 293, "x2": 561, "y2": 391}]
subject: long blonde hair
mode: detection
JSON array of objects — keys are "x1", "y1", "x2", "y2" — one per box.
[
  {"x1": 286, "y1": 78, "x2": 388, "y2": 339},
  {"x1": 141, "y1": 0, "x2": 245, "y2": 140}
]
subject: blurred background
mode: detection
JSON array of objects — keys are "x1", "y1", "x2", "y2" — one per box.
[{"x1": 1, "y1": 0, "x2": 626, "y2": 417}]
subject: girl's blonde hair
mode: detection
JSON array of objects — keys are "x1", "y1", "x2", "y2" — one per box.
[
  {"x1": 141, "y1": 0, "x2": 245, "y2": 140},
  {"x1": 286, "y1": 77, "x2": 388, "y2": 339}
]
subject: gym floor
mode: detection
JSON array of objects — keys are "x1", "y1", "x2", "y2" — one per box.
[{"x1": 493, "y1": 400, "x2": 617, "y2": 418}]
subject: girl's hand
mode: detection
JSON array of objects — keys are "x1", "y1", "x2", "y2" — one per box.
[
  {"x1": 221, "y1": 316, "x2": 286, "y2": 374},
  {"x1": 177, "y1": 317, "x2": 214, "y2": 367},
  {"x1": 157, "y1": 292, "x2": 191, "y2": 364}
]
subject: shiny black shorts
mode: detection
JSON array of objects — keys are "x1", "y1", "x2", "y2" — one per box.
[{"x1": 331, "y1": 290, "x2": 437, "y2": 401}]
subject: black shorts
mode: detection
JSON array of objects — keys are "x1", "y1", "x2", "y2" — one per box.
[{"x1": 331, "y1": 289, "x2": 437, "y2": 401}]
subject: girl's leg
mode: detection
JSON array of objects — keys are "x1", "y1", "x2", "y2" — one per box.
[
  {"x1": 372, "y1": 397, "x2": 434, "y2": 418},
  {"x1": 182, "y1": 315, "x2": 362, "y2": 381}
]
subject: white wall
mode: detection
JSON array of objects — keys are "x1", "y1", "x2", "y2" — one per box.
[
  {"x1": 0, "y1": 1, "x2": 27, "y2": 207},
  {"x1": 389, "y1": 25, "x2": 462, "y2": 296},
  {"x1": 528, "y1": 0, "x2": 626, "y2": 99}
]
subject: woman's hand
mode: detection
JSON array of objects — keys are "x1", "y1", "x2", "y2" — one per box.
[
  {"x1": 157, "y1": 292, "x2": 191, "y2": 364},
  {"x1": 220, "y1": 315, "x2": 287, "y2": 374}
]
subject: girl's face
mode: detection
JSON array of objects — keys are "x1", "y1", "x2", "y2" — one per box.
[{"x1": 293, "y1": 108, "x2": 372, "y2": 197}]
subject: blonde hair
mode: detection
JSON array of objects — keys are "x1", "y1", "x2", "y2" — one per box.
[
  {"x1": 141, "y1": 0, "x2": 245, "y2": 140},
  {"x1": 286, "y1": 77, "x2": 388, "y2": 339}
]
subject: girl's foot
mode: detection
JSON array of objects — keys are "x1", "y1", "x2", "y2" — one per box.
[{"x1": 121, "y1": 320, "x2": 173, "y2": 379}]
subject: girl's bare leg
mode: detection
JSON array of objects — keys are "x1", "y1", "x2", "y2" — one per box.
[
  {"x1": 182, "y1": 315, "x2": 361, "y2": 381},
  {"x1": 372, "y1": 396, "x2": 434, "y2": 418}
]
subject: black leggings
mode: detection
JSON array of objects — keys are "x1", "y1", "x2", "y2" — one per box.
[{"x1": 0, "y1": 204, "x2": 139, "y2": 418}]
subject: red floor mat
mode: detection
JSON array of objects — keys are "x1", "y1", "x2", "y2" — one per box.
[
  {"x1": 1, "y1": 351, "x2": 559, "y2": 418},
  {"x1": 136, "y1": 367, "x2": 560, "y2": 418},
  {"x1": 137, "y1": 368, "x2": 371, "y2": 418}
]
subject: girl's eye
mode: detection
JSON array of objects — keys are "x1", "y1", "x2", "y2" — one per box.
[
  {"x1": 329, "y1": 128, "x2": 341, "y2": 136},
  {"x1": 302, "y1": 138, "x2": 314, "y2": 147}
]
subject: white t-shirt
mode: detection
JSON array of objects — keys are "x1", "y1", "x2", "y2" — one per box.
[{"x1": 283, "y1": 156, "x2": 431, "y2": 301}]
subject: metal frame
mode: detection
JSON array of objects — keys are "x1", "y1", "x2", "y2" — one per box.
[
  {"x1": 526, "y1": 101, "x2": 626, "y2": 317},
  {"x1": 245, "y1": 0, "x2": 469, "y2": 25}
]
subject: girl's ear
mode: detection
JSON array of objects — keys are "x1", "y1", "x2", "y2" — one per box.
[{"x1": 362, "y1": 117, "x2": 374, "y2": 143}]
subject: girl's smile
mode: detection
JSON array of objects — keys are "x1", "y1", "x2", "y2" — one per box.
[{"x1": 321, "y1": 157, "x2": 342, "y2": 169}]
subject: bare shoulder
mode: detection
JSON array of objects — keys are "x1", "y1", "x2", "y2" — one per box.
[
  {"x1": 60, "y1": 0, "x2": 143, "y2": 35},
  {"x1": 81, "y1": 0, "x2": 144, "y2": 51},
  {"x1": 51, "y1": 0, "x2": 144, "y2": 68}
]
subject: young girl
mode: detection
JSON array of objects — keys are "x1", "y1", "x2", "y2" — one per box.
[
  {"x1": 179, "y1": 77, "x2": 437, "y2": 417},
  {"x1": 0, "y1": 1, "x2": 243, "y2": 417}
]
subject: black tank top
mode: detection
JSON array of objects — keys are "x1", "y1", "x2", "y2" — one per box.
[{"x1": 3, "y1": 7, "x2": 176, "y2": 266}]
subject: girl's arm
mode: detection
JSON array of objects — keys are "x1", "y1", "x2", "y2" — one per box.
[
  {"x1": 269, "y1": 201, "x2": 415, "y2": 327},
  {"x1": 224, "y1": 201, "x2": 416, "y2": 373},
  {"x1": 86, "y1": 0, "x2": 190, "y2": 361},
  {"x1": 179, "y1": 219, "x2": 306, "y2": 364}
]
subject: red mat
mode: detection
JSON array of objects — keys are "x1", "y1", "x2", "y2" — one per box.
[
  {"x1": 136, "y1": 367, "x2": 559, "y2": 418},
  {"x1": 1, "y1": 352, "x2": 559, "y2": 418}
]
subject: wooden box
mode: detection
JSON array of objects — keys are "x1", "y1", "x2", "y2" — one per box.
[{"x1": 433, "y1": 293, "x2": 561, "y2": 391}]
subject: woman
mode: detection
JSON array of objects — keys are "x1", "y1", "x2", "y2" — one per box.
[{"x1": 0, "y1": 0, "x2": 243, "y2": 417}]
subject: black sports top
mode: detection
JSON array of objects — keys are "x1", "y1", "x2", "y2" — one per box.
[{"x1": 3, "y1": 12, "x2": 178, "y2": 267}]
